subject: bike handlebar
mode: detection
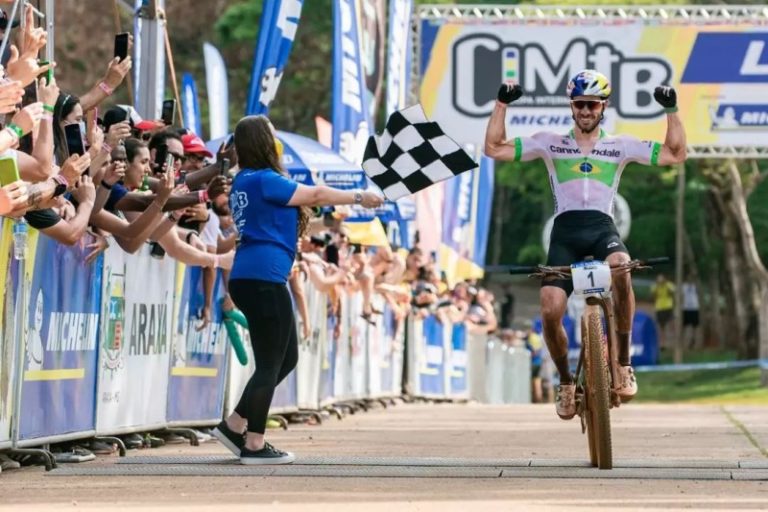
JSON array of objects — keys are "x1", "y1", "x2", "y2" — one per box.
[{"x1": 507, "y1": 257, "x2": 671, "y2": 276}]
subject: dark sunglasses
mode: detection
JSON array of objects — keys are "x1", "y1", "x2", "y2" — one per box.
[{"x1": 571, "y1": 100, "x2": 605, "y2": 111}]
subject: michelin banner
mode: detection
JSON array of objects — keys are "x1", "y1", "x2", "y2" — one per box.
[
  {"x1": 18, "y1": 233, "x2": 102, "y2": 442},
  {"x1": 167, "y1": 266, "x2": 229, "y2": 425},
  {"x1": 96, "y1": 245, "x2": 175, "y2": 434},
  {"x1": 418, "y1": 19, "x2": 768, "y2": 146}
]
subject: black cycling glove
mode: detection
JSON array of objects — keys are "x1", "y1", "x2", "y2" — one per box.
[
  {"x1": 653, "y1": 86, "x2": 677, "y2": 112},
  {"x1": 497, "y1": 83, "x2": 523, "y2": 104}
]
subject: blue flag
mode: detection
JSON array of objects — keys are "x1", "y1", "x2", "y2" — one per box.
[
  {"x1": 181, "y1": 73, "x2": 202, "y2": 137},
  {"x1": 332, "y1": 0, "x2": 372, "y2": 164},
  {"x1": 246, "y1": 0, "x2": 305, "y2": 116},
  {"x1": 385, "y1": 0, "x2": 413, "y2": 117}
]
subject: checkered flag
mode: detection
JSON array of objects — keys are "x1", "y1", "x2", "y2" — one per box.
[{"x1": 361, "y1": 104, "x2": 477, "y2": 200}]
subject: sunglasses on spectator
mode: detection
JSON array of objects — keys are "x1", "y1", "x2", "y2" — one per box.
[{"x1": 571, "y1": 100, "x2": 605, "y2": 111}]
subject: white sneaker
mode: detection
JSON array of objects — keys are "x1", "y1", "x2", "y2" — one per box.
[
  {"x1": 617, "y1": 365, "x2": 638, "y2": 401},
  {"x1": 556, "y1": 383, "x2": 576, "y2": 420}
]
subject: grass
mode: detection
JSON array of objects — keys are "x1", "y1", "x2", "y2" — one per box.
[
  {"x1": 634, "y1": 347, "x2": 768, "y2": 404},
  {"x1": 635, "y1": 367, "x2": 768, "y2": 405}
]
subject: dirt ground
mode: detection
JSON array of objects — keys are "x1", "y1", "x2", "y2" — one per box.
[{"x1": 1, "y1": 403, "x2": 767, "y2": 511}]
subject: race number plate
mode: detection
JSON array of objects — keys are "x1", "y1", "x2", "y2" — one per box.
[{"x1": 571, "y1": 260, "x2": 611, "y2": 295}]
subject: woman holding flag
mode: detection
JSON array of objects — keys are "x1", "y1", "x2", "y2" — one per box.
[{"x1": 213, "y1": 115, "x2": 383, "y2": 465}]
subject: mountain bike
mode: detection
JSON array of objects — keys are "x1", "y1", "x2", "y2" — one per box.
[{"x1": 510, "y1": 257, "x2": 668, "y2": 469}]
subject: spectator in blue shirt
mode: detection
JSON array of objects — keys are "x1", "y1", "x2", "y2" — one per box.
[{"x1": 212, "y1": 115, "x2": 382, "y2": 465}]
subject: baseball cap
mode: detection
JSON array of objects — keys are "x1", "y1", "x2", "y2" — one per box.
[
  {"x1": 181, "y1": 133, "x2": 213, "y2": 158},
  {"x1": 0, "y1": 10, "x2": 20, "y2": 30}
]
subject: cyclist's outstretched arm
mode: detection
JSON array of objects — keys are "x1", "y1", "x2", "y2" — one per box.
[
  {"x1": 653, "y1": 86, "x2": 687, "y2": 166},
  {"x1": 485, "y1": 83, "x2": 522, "y2": 160}
]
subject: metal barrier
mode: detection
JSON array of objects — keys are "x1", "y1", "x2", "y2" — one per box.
[{"x1": 484, "y1": 338, "x2": 532, "y2": 405}]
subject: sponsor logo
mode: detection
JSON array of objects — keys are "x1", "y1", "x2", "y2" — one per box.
[
  {"x1": 103, "y1": 273, "x2": 126, "y2": 374},
  {"x1": 709, "y1": 104, "x2": 768, "y2": 131},
  {"x1": 607, "y1": 241, "x2": 619, "y2": 249},
  {"x1": 509, "y1": 114, "x2": 573, "y2": 127},
  {"x1": 452, "y1": 35, "x2": 672, "y2": 119},
  {"x1": 549, "y1": 145, "x2": 580, "y2": 155},
  {"x1": 682, "y1": 33, "x2": 768, "y2": 84},
  {"x1": 128, "y1": 303, "x2": 169, "y2": 356}
]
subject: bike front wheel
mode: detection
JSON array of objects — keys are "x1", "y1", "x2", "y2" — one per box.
[{"x1": 584, "y1": 306, "x2": 613, "y2": 469}]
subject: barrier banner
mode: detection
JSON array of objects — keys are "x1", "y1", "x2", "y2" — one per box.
[
  {"x1": 333, "y1": 294, "x2": 353, "y2": 401},
  {"x1": 365, "y1": 295, "x2": 385, "y2": 398},
  {"x1": 419, "y1": 17, "x2": 768, "y2": 147},
  {"x1": 18, "y1": 233, "x2": 102, "y2": 442},
  {"x1": 502, "y1": 346, "x2": 532, "y2": 405},
  {"x1": 467, "y1": 333, "x2": 487, "y2": 402},
  {"x1": 167, "y1": 265, "x2": 229, "y2": 425},
  {"x1": 296, "y1": 281, "x2": 325, "y2": 410},
  {"x1": 383, "y1": 304, "x2": 405, "y2": 397},
  {"x1": 485, "y1": 339, "x2": 505, "y2": 404},
  {"x1": 319, "y1": 313, "x2": 336, "y2": 406},
  {"x1": 348, "y1": 293, "x2": 368, "y2": 398},
  {"x1": 448, "y1": 322, "x2": 468, "y2": 399},
  {"x1": 418, "y1": 315, "x2": 446, "y2": 397},
  {"x1": 0, "y1": 221, "x2": 20, "y2": 447},
  {"x1": 96, "y1": 245, "x2": 174, "y2": 434}
]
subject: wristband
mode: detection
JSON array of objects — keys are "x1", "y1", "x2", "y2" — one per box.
[
  {"x1": 664, "y1": 106, "x2": 678, "y2": 114},
  {"x1": 496, "y1": 100, "x2": 510, "y2": 108},
  {"x1": 6, "y1": 123, "x2": 23, "y2": 139},
  {"x1": 98, "y1": 81, "x2": 114, "y2": 96},
  {"x1": 43, "y1": 104, "x2": 55, "y2": 113},
  {"x1": 52, "y1": 175, "x2": 69, "y2": 197},
  {"x1": 186, "y1": 231, "x2": 197, "y2": 244},
  {"x1": 100, "y1": 180, "x2": 113, "y2": 190},
  {"x1": 42, "y1": 114, "x2": 53, "y2": 122},
  {"x1": 198, "y1": 189, "x2": 209, "y2": 203}
]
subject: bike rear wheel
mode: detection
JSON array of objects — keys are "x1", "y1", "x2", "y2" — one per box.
[{"x1": 584, "y1": 307, "x2": 612, "y2": 470}]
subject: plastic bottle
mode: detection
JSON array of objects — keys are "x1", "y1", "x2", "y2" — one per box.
[{"x1": 13, "y1": 218, "x2": 28, "y2": 260}]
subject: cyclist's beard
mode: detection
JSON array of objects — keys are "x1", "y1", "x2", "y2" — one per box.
[{"x1": 573, "y1": 114, "x2": 602, "y2": 134}]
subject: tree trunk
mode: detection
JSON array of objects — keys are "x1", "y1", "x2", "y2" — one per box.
[
  {"x1": 698, "y1": 194, "x2": 722, "y2": 348},
  {"x1": 490, "y1": 186, "x2": 507, "y2": 266},
  {"x1": 725, "y1": 161, "x2": 768, "y2": 379}
]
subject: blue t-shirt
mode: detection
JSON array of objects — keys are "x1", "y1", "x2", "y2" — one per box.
[{"x1": 229, "y1": 169, "x2": 299, "y2": 283}]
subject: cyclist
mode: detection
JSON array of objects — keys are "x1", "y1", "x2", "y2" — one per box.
[{"x1": 484, "y1": 70, "x2": 687, "y2": 419}]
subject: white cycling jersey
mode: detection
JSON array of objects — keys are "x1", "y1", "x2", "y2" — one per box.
[{"x1": 509, "y1": 128, "x2": 662, "y2": 217}]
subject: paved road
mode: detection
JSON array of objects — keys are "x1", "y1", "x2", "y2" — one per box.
[{"x1": 1, "y1": 403, "x2": 767, "y2": 511}]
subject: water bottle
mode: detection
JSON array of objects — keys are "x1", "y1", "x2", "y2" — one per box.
[{"x1": 13, "y1": 218, "x2": 28, "y2": 260}]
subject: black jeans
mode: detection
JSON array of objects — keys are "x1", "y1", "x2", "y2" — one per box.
[{"x1": 230, "y1": 279, "x2": 298, "y2": 434}]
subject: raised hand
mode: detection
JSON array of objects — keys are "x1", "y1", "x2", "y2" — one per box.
[
  {"x1": 497, "y1": 83, "x2": 523, "y2": 104},
  {"x1": 6, "y1": 45, "x2": 54, "y2": 87},
  {"x1": 103, "y1": 56, "x2": 132, "y2": 91},
  {"x1": 11, "y1": 102, "x2": 44, "y2": 135},
  {"x1": 38, "y1": 76, "x2": 60, "y2": 107},
  {"x1": 653, "y1": 86, "x2": 677, "y2": 110},
  {"x1": 59, "y1": 153, "x2": 92, "y2": 188},
  {"x1": 0, "y1": 80, "x2": 24, "y2": 114},
  {"x1": 71, "y1": 175, "x2": 96, "y2": 205}
]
